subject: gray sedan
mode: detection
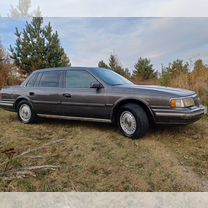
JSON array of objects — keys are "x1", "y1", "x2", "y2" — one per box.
[{"x1": 0, "y1": 67, "x2": 205, "y2": 139}]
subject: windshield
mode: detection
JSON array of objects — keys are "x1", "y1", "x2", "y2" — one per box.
[{"x1": 92, "y1": 68, "x2": 133, "y2": 86}]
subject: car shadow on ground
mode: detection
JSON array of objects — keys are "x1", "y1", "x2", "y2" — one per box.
[
  {"x1": 37, "y1": 116, "x2": 113, "y2": 130},
  {"x1": 37, "y1": 116, "x2": 190, "y2": 138}
]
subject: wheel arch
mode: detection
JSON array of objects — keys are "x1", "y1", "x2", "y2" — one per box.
[
  {"x1": 14, "y1": 96, "x2": 33, "y2": 112},
  {"x1": 111, "y1": 98, "x2": 155, "y2": 124}
]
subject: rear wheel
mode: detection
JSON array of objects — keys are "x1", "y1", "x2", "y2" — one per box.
[
  {"x1": 17, "y1": 101, "x2": 37, "y2": 124},
  {"x1": 117, "y1": 103, "x2": 149, "y2": 139}
]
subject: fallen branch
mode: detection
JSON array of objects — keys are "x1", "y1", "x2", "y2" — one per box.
[
  {"x1": 23, "y1": 155, "x2": 43, "y2": 159},
  {"x1": 16, "y1": 139, "x2": 65, "y2": 158},
  {"x1": 0, "y1": 170, "x2": 36, "y2": 181},
  {"x1": 22, "y1": 165, "x2": 61, "y2": 171},
  {"x1": 0, "y1": 165, "x2": 60, "y2": 181},
  {"x1": 70, "y1": 180, "x2": 79, "y2": 192},
  {"x1": 0, "y1": 139, "x2": 65, "y2": 168}
]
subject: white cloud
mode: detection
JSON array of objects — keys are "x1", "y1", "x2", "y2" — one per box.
[
  {"x1": 48, "y1": 18, "x2": 208, "y2": 70},
  {"x1": 35, "y1": 0, "x2": 208, "y2": 17},
  {"x1": 1, "y1": 0, "x2": 208, "y2": 17},
  {"x1": 1, "y1": 17, "x2": 208, "y2": 71}
]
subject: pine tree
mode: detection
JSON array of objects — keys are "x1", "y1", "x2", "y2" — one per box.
[
  {"x1": 98, "y1": 60, "x2": 109, "y2": 69},
  {"x1": 109, "y1": 54, "x2": 119, "y2": 71},
  {"x1": 170, "y1": 59, "x2": 189, "y2": 74},
  {"x1": 133, "y1": 57, "x2": 157, "y2": 80},
  {"x1": 10, "y1": 17, "x2": 70, "y2": 74},
  {"x1": 193, "y1": 59, "x2": 205, "y2": 72},
  {"x1": 160, "y1": 59, "x2": 189, "y2": 86},
  {"x1": 123, "y1": 68, "x2": 131, "y2": 79},
  {"x1": 108, "y1": 54, "x2": 131, "y2": 78}
]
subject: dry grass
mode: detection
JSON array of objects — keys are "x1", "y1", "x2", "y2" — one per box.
[{"x1": 0, "y1": 109, "x2": 207, "y2": 192}]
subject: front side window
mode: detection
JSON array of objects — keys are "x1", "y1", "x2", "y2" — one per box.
[
  {"x1": 66, "y1": 70, "x2": 99, "y2": 88},
  {"x1": 39, "y1": 71, "x2": 62, "y2": 88}
]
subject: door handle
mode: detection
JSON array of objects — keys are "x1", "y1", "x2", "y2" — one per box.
[
  {"x1": 29, "y1": 92, "x2": 35, "y2": 96},
  {"x1": 63, "y1": 93, "x2": 71, "y2": 98}
]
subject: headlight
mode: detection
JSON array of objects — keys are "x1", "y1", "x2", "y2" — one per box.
[
  {"x1": 183, "y1": 98, "x2": 195, "y2": 107},
  {"x1": 170, "y1": 97, "x2": 195, "y2": 108}
]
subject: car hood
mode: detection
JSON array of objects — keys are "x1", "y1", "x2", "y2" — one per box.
[{"x1": 115, "y1": 84, "x2": 195, "y2": 97}]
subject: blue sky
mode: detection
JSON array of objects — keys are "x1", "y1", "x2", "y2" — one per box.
[{"x1": 1, "y1": 17, "x2": 208, "y2": 72}]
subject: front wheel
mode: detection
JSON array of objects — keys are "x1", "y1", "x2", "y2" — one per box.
[
  {"x1": 117, "y1": 104, "x2": 149, "y2": 139},
  {"x1": 17, "y1": 101, "x2": 37, "y2": 124}
]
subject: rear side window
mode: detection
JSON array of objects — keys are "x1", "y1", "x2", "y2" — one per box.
[
  {"x1": 39, "y1": 71, "x2": 62, "y2": 88},
  {"x1": 26, "y1": 73, "x2": 38, "y2": 87},
  {"x1": 34, "y1": 72, "x2": 43, "y2": 87}
]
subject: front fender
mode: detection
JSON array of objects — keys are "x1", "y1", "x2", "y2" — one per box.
[{"x1": 111, "y1": 96, "x2": 155, "y2": 123}]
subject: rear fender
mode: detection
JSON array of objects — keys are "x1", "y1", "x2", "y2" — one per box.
[{"x1": 14, "y1": 96, "x2": 33, "y2": 111}]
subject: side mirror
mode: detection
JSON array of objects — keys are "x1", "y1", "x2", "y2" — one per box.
[{"x1": 90, "y1": 82, "x2": 103, "y2": 89}]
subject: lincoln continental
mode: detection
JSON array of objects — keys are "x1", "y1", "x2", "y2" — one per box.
[{"x1": 0, "y1": 67, "x2": 205, "y2": 139}]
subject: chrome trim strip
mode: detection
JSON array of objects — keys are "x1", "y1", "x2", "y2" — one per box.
[
  {"x1": 151, "y1": 105, "x2": 170, "y2": 109},
  {"x1": 170, "y1": 94, "x2": 197, "y2": 100},
  {"x1": 37, "y1": 114, "x2": 112, "y2": 123},
  {"x1": 154, "y1": 106, "x2": 205, "y2": 118},
  {"x1": 155, "y1": 111, "x2": 204, "y2": 117},
  {"x1": 61, "y1": 102, "x2": 105, "y2": 107},
  {"x1": 0, "y1": 101, "x2": 14, "y2": 107},
  {"x1": 32, "y1": 101, "x2": 60, "y2": 105},
  {"x1": 105, "y1": 104, "x2": 114, "y2": 107}
]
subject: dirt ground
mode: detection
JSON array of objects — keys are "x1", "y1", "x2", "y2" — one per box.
[{"x1": 0, "y1": 109, "x2": 207, "y2": 191}]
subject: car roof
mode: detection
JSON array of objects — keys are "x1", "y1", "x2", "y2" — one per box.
[{"x1": 34, "y1": 67, "x2": 105, "y2": 73}]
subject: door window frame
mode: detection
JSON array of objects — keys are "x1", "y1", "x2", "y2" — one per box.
[
  {"x1": 63, "y1": 70, "x2": 103, "y2": 89},
  {"x1": 35, "y1": 70, "x2": 64, "y2": 88},
  {"x1": 26, "y1": 73, "x2": 38, "y2": 87}
]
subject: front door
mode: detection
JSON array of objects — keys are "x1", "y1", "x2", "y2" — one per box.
[{"x1": 61, "y1": 70, "x2": 108, "y2": 119}]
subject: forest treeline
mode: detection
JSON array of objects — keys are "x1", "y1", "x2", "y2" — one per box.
[{"x1": 98, "y1": 54, "x2": 208, "y2": 105}]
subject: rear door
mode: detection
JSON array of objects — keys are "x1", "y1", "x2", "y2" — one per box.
[
  {"x1": 27, "y1": 70, "x2": 64, "y2": 115},
  {"x1": 61, "y1": 70, "x2": 108, "y2": 118}
]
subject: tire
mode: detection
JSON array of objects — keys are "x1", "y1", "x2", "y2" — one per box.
[
  {"x1": 17, "y1": 100, "x2": 37, "y2": 124},
  {"x1": 117, "y1": 103, "x2": 149, "y2": 139}
]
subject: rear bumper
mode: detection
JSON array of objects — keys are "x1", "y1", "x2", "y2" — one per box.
[
  {"x1": 0, "y1": 101, "x2": 15, "y2": 112},
  {"x1": 153, "y1": 105, "x2": 205, "y2": 125}
]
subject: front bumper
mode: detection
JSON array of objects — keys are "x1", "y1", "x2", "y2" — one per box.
[{"x1": 153, "y1": 105, "x2": 205, "y2": 125}]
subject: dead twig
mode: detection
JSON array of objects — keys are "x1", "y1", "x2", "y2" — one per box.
[
  {"x1": 22, "y1": 165, "x2": 61, "y2": 171},
  {"x1": 23, "y1": 155, "x2": 43, "y2": 159},
  {"x1": 0, "y1": 165, "x2": 60, "y2": 181},
  {"x1": 16, "y1": 139, "x2": 65, "y2": 158},
  {"x1": 0, "y1": 139, "x2": 65, "y2": 168},
  {"x1": 70, "y1": 180, "x2": 79, "y2": 192},
  {"x1": 0, "y1": 170, "x2": 36, "y2": 181}
]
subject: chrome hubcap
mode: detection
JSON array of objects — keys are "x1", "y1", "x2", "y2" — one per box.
[
  {"x1": 120, "y1": 111, "x2": 137, "y2": 135},
  {"x1": 19, "y1": 104, "x2": 31, "y2": 122}
]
